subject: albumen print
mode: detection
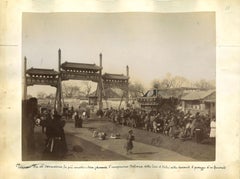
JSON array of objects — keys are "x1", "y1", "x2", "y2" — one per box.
[{"x1": 22, "y1": 12, "x2": 216, "y2": 161}]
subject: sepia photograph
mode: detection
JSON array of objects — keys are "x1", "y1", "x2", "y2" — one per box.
[{"x1": 22, "y1": 12, "x2": 216, "y2": 161}]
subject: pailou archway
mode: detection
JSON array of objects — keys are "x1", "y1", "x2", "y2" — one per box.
[{"x1": 23, "y1": 49, "x2": 130, "y2": 114}]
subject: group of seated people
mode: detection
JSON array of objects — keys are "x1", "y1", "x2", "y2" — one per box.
[{"x1": 103, "y1": 107, "x2": 215, "y2": 143}]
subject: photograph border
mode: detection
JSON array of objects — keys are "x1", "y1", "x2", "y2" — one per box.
[{"x1": 0, "y1": 0, "x2": 239, "y2": 179}]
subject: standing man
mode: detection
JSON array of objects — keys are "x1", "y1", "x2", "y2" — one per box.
[
  {"x1": 45, "y1": 113, "x2": 67, "y2": 159},
  {"x1": 209, "y1": 117, "x2": 216, "y2": 144}
]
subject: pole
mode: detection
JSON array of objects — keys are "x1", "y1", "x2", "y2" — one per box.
[
  {"x1": 57, "y1": 48, "x2": 62, "y2": 114},
  {"x1": 54, "y1": 49, "x2": 61, "y2": 112},
  {"x1": 99, "y1": 53, "x2": 103, "y2": 110},
  {"x1": 23, "y1": 57, "x2": 27, "y2": 100},
  {"x1": 126, "y1": 65, "x2": 129, "y2": 106}
]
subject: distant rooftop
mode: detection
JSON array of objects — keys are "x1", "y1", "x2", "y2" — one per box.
[
  {"x1": 181, "y1": 90, "x2": 215, "y2": 100},
  {"x1": 61, "y1": 61, "x2": 101, "y2": 71},
  {"x1": 142, "y1": 88, "x2": 214, "y2": 99}
]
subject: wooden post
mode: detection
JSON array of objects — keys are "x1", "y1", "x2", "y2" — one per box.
[
  {"x1": 58, "y1": 48, "x2": 62, "y2": 114},
  {"x1": 54, "y1": 49, "x2": 63, "y2": 114},
  {"x1": 126, "y1": 65, "x2": 129, "y2": 106},
  {"x1": 23, "y1": 57, "x2": 27, "y2": 100},
  {"x1": 99, "y1": 53, "x2": 103, "y2": 110}
]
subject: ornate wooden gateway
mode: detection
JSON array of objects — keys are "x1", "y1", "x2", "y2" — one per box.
[{"x1": 23, "y1": 49, "x2": 129, "y2": 113}]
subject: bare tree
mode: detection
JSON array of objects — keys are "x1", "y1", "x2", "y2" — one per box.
[
  {"x1": 151, "y1": 73, "x2": 215, "y2": 90},
  {"x1": 160, "y1": 79, "x2": 173, "y2": 88},
  {"x1": 193, "y1": 79, "x2": 215, "y2": 89},
  {"x1": 129, "y1": 82, "x2": 146, "y2": 98},
  {"x1": 172, "y1": 76, "x2": 189, "y2": 88},
  {"x1": 152, "y1": 73, "x2": 174, "y2": 89},
  {"x1": 62, "y1": 84, "x2": 81, "y2": 98},
  {"x1": 163, "y1": 73, "x2": 174, "y2": 88},
  {"x1": 83, "y1": 82, "x2": 92, "y2": 97},
  {"x1": 152, "y1": 73, "x2": 190, "y2": 89},
  {"x1": 37, "y1": 92, "x2": 47, "y2": 99}
]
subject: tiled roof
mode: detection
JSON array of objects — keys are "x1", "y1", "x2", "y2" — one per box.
[
  {"x1": 102, "y1": 73, "x2": 129, "y2": 80},
  {"x1": 61, "y1": 62, "x2": 101, "y2": 71},
  {"x1": 143, "y1": 88, "x2": 187, "y2": 99},
  {"x1": 181, "y1": 90, "x2": 215, "y2": 100},
  {"x1": 26, "y1": 68, "x2": 59, "y2": 75},
  {"x1": 157, "y1": 89, "x2": 184, "y2": 99}
]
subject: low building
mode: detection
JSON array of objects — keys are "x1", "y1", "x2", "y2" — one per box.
[
  {"x1": 181, "y1": 89, "x2": 216, "y2": 116},
  {"x1": 137, "y1": 87, "x2": 200, "y2": 110}
]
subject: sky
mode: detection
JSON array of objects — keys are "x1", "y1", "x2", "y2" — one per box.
[{"x1": 22, "y1": 12, "x2": 215, "y2": 96}]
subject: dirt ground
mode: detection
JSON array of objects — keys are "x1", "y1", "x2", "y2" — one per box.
[
  {"x1": 26, "y1": 128, "x2": 129, "y2": 161},
  {"x1": 24, "y1": 118, "x2": 215, "y2": 161},
  {"x1": 67, "y1": 119, "x2": 215, "y2": 161}
]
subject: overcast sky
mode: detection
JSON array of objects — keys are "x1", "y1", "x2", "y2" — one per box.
[{"x1": 23, "y1": 12, "x2": 215, "y2": 96}]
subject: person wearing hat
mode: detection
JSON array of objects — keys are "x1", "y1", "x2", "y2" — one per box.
[
  {"x1": 45, "y1": 113, "x2": 67, "y2": 159},
  {"x1": 124, "y1": 129, "x2": 135, "y2": 154},
  {"x1": 194, "y1": 118, "x2": 204, "y2": 143},
  {"x1": 190, "y1": 116, "x2": 197, "y2": 138}
]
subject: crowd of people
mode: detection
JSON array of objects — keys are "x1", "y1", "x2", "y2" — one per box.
[
  {"x1": 35, "y1": 103, "x2": 215, "y2": 160},
  {"x1": 103, "y1": 107, "x2": 216, "y2": 144}
]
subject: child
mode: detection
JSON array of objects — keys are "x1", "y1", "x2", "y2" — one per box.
[{"x1": 124, "y1": 129, "x2": 135, "y2": 154}]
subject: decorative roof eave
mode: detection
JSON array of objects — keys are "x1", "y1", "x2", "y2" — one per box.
[
  {"x1": 102, "y1": 73, "x2": 129, "y2": 80},
  {"x1": 61, "y1": 61, "x2": 101, "y2": 71},
  {"x1": 203, "y1": 99, "x2": 216, "y2": 103},
  {"x1": 26, "y1": 68, "x2": 59, "y2": 75}
]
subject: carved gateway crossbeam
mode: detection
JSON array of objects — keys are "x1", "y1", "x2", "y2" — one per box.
[
  {"x1": 102, "y1": 73, "x2": 129, "y2": 90},
  {"x1": 101, "y1": 69, "x2": 129, "y2": 104},
  {"x1": 26, "y1": 68, "x2": 59, "y2": 87},
  {"x1": 61, "y1": 62, "x2": 101, "y2": 82},
  {"x1": 23, "y1": 49, "x2": 130, "y2": 112}
]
